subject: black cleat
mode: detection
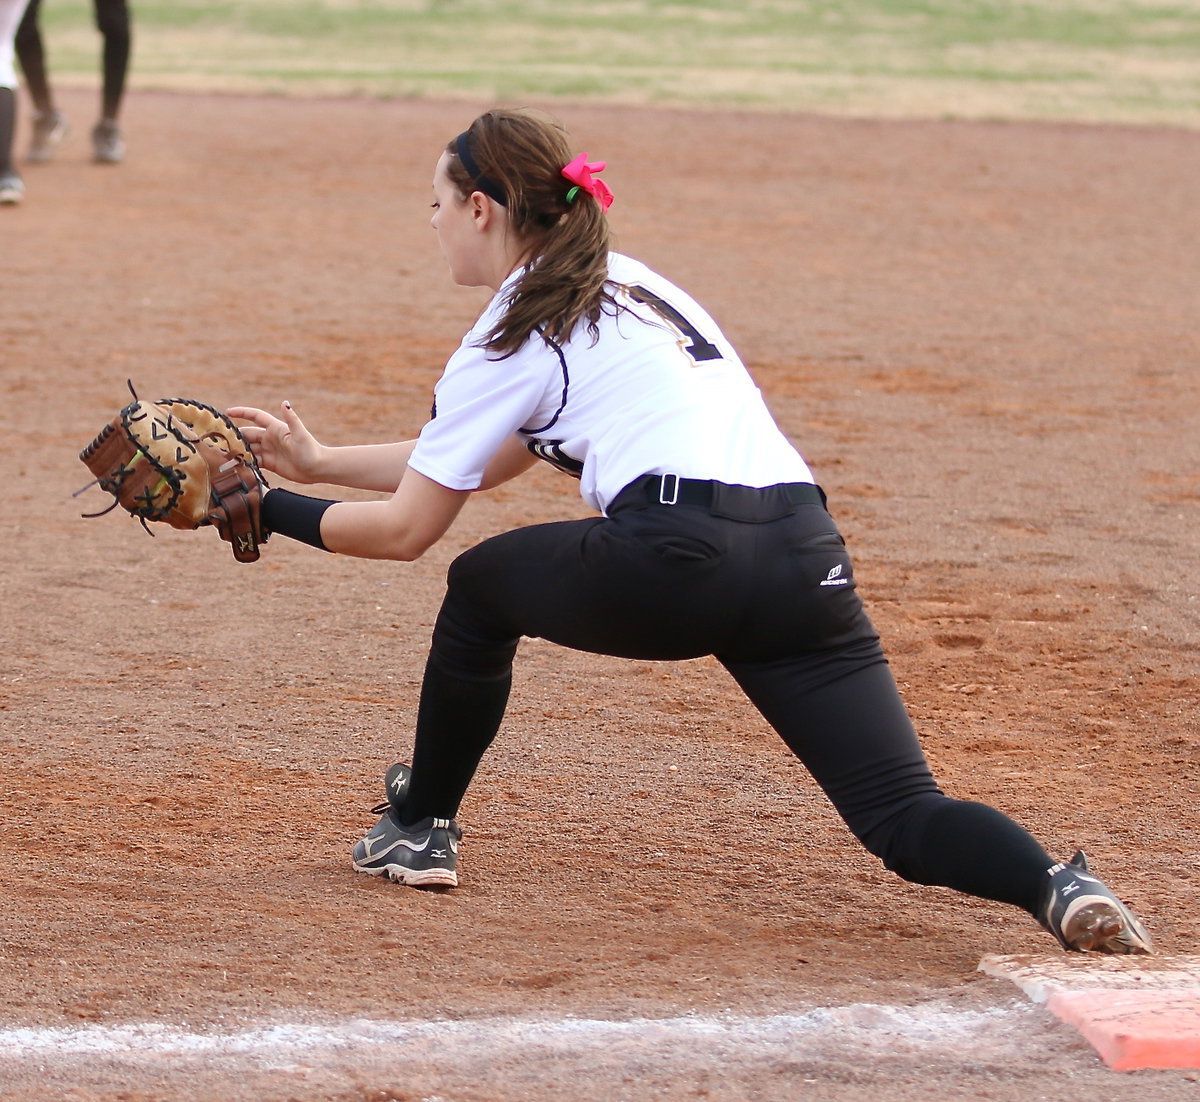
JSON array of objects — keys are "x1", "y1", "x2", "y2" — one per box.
[
  {"x1": 1039, "y1": 850, "x2": 1152, "y2": 954},
  {"x1": 351, "y1": 763, "x2": 460, "y2": 888}
]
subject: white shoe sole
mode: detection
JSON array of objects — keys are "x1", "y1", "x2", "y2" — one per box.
[
  {"x1": 1059, "y1": 894, "x2": 1152, "y2": 953},
  {"x1": 353, "y1": 860, "x2": 458, "y2": 888}
]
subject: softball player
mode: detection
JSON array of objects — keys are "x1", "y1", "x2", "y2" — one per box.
[{"x1": 230, "y1": 108, "x2": 1151, "y2": 955}]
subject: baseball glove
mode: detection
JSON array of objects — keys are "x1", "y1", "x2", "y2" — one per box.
[{"x1": 78, "y1": 383, "x2": 269, "y2": 563}]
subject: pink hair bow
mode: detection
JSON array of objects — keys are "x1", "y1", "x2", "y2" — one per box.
[{"x1": 561, "y1": 153, "x2": 614, "y2": 211}]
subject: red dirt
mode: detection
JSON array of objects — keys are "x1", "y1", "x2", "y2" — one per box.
[{"x1": 2, "y1": 90, "x2": 1199, "y2": 1100}]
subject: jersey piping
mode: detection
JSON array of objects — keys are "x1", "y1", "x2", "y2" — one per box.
[{"x1": 521, "y1": 329, "x2": 569, "y2": 436}]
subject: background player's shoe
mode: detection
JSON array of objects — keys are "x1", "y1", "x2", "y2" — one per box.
[
  {"x1": 27, "y1": 110, "x2": 69, "y2": 162},
  {"x1": 92, "y1": 120, "x2": 125, "y2": 164},
  {"x1": 0, "y1": 173, "x2": 25, "y2": 205},
  {"x1": 1039, "y1": 850, "x2": 1152, "y2": 954},
  {"x1": 351, "y1": 763, "x2": 461, "y2": 887}
]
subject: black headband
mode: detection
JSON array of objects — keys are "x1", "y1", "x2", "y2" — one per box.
[{"x1": 454, "y1": 131, "x2": 507, "y2": 207}]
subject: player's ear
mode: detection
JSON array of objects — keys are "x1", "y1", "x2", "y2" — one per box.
[{"x1": 471, "y1": 191, "x2": 500, "y2": 232}]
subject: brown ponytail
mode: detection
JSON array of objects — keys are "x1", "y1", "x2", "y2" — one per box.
[{"x1": 446, "y1": 109, "x2": 615, "y2": 357}]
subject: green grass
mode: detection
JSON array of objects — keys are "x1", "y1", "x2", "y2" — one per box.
[{"x1": 30, "y1": 1, "x2": 1200, "y2": 125}]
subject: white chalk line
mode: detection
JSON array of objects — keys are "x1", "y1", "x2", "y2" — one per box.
[{"x1": 0, "y1": 1000, "x2": 1036, "y2": 1065}]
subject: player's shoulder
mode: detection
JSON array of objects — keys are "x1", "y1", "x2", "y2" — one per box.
[
  {"x1": 607, "y1": 251, "x2": 659, "y2": 287},
  {"x1": 607, "y1": 251, "x2": 699, "y2": 300}
]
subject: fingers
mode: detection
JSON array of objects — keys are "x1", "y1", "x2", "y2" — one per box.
[
  {"x1": 229, "y1": 404, "x2": 292, "y2": 452},
  {"x1": 226, "y1": 405, "x2": 276, "y2": 428},
  {"x1": 227, "y1": 401, "x2": 320, "y2": 482},
  {"x1": 230, "y1": 402, "x2": 306, "y2": 432},
  {"x1": 278, "y1": 400, "x2": 307, "y2": 434},
  {"x1": 226, "y1": 406, "x2": 280, "y2": 468},
  {"x1": 238, "y1": 425, "x2": 267, "y2": 448}
]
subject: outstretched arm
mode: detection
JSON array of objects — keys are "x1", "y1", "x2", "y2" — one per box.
[
  {"x1": 231, "y1": 404, "x2": 541, "y2": 561},
  {"x1": 228, "y1": 401, "x2": 417, "y2": 492},
  {"x1": 320, "y1": 437, "x2": 539, "y2": 559},
  {"x1": 319, "y1": 468, "x2": 470, "y2": 561}
]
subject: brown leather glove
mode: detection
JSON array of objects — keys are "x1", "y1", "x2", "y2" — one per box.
[{"x1": 78, "y1": 384, "x2": 270, "y2": 563}]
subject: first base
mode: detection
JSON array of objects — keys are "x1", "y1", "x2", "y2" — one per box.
[{"x1": 980, "y1": 953, "x2": 1200, "y2": 1070}]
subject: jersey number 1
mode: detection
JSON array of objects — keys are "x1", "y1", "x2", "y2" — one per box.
[{"x1": 625, "y1": 284, "x2": 723, "y2": 364}]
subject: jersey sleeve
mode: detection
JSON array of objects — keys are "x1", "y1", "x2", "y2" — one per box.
[{"x1": 407, "y1": 331, "x2": 550, "y2": 492}]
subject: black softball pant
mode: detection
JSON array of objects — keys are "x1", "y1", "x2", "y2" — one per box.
[
  {"x1": 403, "y1": 480, "x2": 1054, "y2": 916},
  {"x1": 17, "y1": 0, "x2": 131, "y2": 118}
]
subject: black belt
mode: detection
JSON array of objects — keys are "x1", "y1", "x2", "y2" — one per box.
[{"x1": 616, "y1": 474, "x2": 826, "y2": 517}]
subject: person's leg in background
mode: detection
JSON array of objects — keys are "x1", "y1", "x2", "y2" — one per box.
[
  {"x1": 13, "y1": 0, "x2": 66, "y2": 162},
  {"x1": 0, "y1": 0, "x2": 32, "y2": 202},
  {"x1": 91, "y1": 0, "x2": 130, "y2": 163}
]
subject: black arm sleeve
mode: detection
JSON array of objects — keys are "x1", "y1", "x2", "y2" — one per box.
[{"x1": 261, "y1": 488, "x2": 337, "y2": 551}]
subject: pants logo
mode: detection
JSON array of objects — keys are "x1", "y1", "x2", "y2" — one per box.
[{"x1": 820, "y1": 564, "x2": 850, "y2": 587}]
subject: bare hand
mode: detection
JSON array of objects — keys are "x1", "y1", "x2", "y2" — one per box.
[{"x1": 227, "y1": 401, "x2": 325, "y2": 484}]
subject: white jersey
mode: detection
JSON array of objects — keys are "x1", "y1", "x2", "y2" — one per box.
[{"x1": 408, "y1": 253, "x2": 814, "y2": 515}]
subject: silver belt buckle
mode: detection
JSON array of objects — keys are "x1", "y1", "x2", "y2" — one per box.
[{"x1": 658, "y1": 473, "x2": 680, "y2": 505}]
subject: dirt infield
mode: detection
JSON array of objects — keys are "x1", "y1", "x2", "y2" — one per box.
[{"x1": 3, "y1": 90, "x2": 1199, "y2": 1100}]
